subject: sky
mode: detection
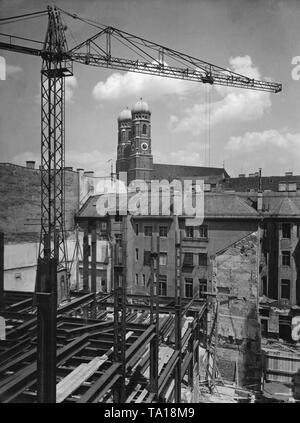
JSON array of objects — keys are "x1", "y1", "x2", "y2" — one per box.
[{"x1": 0, "y1": 0, "x2": 300, "y2": 177}]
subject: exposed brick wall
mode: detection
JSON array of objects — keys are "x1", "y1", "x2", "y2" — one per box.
[
  {"x1": 0, "y1": 163, "x2": 79, "y2": 243},
  {"x1": 211, "y1": 232, "x2": 262, "y2": 386}
]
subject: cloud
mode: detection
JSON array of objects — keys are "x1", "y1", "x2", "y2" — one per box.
[
  {"x1": 168, "y1": 55, "x2": 271, "y2": 135},
  {"x1": 154, "y1": 141, "x2": 209, "y2": 167},
  {"x1": 92, "y1": 62, "x2": 194, "y2": 101},
  {"x1": 66, "y1": 149, "x2": 115, "y2": 176},
  {"x1": 0, "y1": 57, "x2": 5, "y2": 80},
  {"x1": 65, "y1": 76, "x2": 78, "y2": 104},
  {"x1": 225, "y1": 130, "x2": 293, "y2": 152},
  {"x1": 6, "y1": 64, "x2": 22, "y2": 76},
  {"x1": 224, "y1": 129, "x2": 300, "y2": 175},
  {"x1": 0, "y1": 59, "x2": 22, "y2": 80}
]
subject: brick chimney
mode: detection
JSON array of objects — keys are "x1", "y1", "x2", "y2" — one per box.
[
  {"x1": 26, "y1": 160, "x2": 35, "y2": 169},
  {"x1": 84, "y1": 171, "x2": 94, "y2": 177}
]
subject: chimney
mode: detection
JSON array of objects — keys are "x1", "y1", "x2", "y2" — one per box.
[
  {"x1": 285, "y1": 171, "x2": 293, "y2": 177},
  {"x1": 257, "y1": 192, "x2": 263, "y2": 212},
  {"x1": 84, "y1": 171, "x2": 94, "y2": 177},
  {"x1": 77, "y1": 168, "x2": 84, "y2": 172},
  {"x1": 64, "y1": 166, "x2": 73, "y2": 171},
  {"x1": 26, "y1": 160, "x2": 35, "y2": 169},
  {"x1": 238, "y1": 174, "x2": 246, "y2": 178}
]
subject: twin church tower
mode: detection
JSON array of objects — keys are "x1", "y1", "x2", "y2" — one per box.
[{"x1": 116, "y1": 99, "x2": 153, "y2": 183}]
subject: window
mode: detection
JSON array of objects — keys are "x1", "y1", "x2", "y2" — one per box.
[
  {"x1": 135, "y1": 223, "x2": 139, "y2": 235},
  {"x1": 282, "y1": 223, "x2": 291, "y2": 239},
  {"x1": 261, "y1": 319, "x2": 268, "y2": 337},
  {"x1": 144, "y1": 226, "x2": 153, "y2": 236},
  {"x1": 142, "y1": 274, "x2": 146, "y2": 286},
  {"x1": 185, "y1": 226, "x2": 194, "y2": 238},
  {"x1": 117, "y1": 274, "x2": 123, "y2": 288},
  {"x1": 199, "y1": 225, "x2": 208, "y2": 239},
  {"x1": 115, "y1": 212, "x2": 122, "y2": 222},
  {"x1": 159, "y1": 225, "x2": 168, "y2": 237},
  {"x1": 100, "y1": 221, "x2": 107, "y2": 231},
  {"x1": 159, "y1": 252, "x2": 167, "y2": 266},
  {"x1": 262, "y1": 276, "x2": 267, "y2": 296},
  {"x1": 135, "y1": 274, "x2": 139, "y2": 285},
  {"x1": 135, "y1": 248, "x2": 139, "y2": 261},
  {"x1": 183, "y1": 252, "x2": 193, "y2": 266},
  {"x1": 142, "y1": 123, "x2": 147, "y2": 135},
  {"x1": 158, "y1": 275, "x2": 167, "y2": 296},
  {"x1": 144, "y1": 250, "x2": 151, "y2": 266},
  {"x1": 282, "y1": 251, "x2": 291, "y2": 266},
  {"x1": 199, "y1": 253, "x2": 207, "y2": 266},
  {"x1": 185, "y1": 278, "x2": 193, "y2": 298},
  {"x1": 279, "y1": 316, "x2": 291, "y2": 341},
  {"x1": 115, "y1": 233, "x2": 122, "y2": 244},
  {"x1": 281, "y1": 279, "x2": 290, "y2": 300},
  {"x1": 199, "y1": 279, "x2": 207, "y2": 299}
]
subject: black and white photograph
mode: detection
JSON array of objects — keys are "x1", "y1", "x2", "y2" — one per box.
[{"x1": 0, "y1": 0, "x2": 299, "y2": 408}]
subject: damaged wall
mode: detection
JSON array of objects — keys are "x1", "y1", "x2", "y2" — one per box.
[{"x1": 211, "y1": 231, "x2": 261, "y2": 387}]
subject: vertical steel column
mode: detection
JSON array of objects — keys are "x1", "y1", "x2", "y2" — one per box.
[
  {"x1": 149, "y1": 234, "x2": 159, "y2": 397},
  {"x1": 174, "y1": 222, "x2": 182, "y2": 402},
  {"x1": 149, "y1": 236, "x2": 155, "y2": 325},
  {"x1": 113, "y1": 217, "x2": 126, "y2": 402},
  {"x1": 36, "y1": 257, "x2": 57, "y2": 403},
  {"x1": 91, "y1": 227, "x2": 97, "y2": 318},
  {"x1": 0, "y1": 232, "x2": 3, "y2": 312},
  {"x1": 83, "y1": 226, "x2": 89, "y2": 292}
]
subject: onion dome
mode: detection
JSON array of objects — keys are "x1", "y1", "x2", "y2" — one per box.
[
  {"x1": 132, "y1": 98, "x2": 150, "y2": 113},
  {"x1": 118, "y1": 107, "x2": 132, "y2": 121}
]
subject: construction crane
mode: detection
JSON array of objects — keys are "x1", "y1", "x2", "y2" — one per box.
[
  {"x1": 0, "y1": 6, "x2": 282, "y2": 271},
  {"x1": 0, "y1": 5, "x2": 282, "y2": 403}
]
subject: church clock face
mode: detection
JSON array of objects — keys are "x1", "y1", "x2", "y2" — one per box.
[{"x1": 141, "y1": 142, "x2": 148, "y2": 151}]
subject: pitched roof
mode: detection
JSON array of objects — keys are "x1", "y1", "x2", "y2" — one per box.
[
  {"x1": 264, "y1": 196, "x2": 300, "y2": 217},
  {"x1": 153, "y1": 163, "x2": 229, "y2": 180},
  {"x1": 203, "y1": 193, "x2": 259, "y2": 218},
  {"x1": 76, "y1": 192, "x2": 258, "y2": 220}
]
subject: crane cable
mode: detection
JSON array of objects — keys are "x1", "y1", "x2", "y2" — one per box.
[
  {"x1": 205, "y1": 83, "x2": 212, "y2": 167},
  {"x1": 0, "y1": 10, "x2": 48, "y2": 25}
]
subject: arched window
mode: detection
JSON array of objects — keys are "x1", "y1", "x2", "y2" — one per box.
[{"x1": 142, "y1": 124, "x2": 147, "y2": 135}]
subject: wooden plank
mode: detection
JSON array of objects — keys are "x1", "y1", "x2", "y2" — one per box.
[
  {"x1": 125, "y1": 384, "x2": 141, "y2": 403},
  {"x1": 56, "y1": 331, "x2": 133, "y2": 403},
  {"x1": 135, "y1": 388, "x2": 148, "y2": 403}
]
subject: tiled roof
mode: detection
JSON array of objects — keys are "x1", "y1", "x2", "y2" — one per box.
[
  {"x1": 263, "y1": 196, "x2": 300, "y2": 217},
  {"x1": 153, "y1": 163, "x2": 230, "y2": 180},
  {"x1": 220, "y1": 175, "x2": 300, "y2": 192},
  {"x1": 76, "y1": 192, "x2": 259, "y2": 220}
]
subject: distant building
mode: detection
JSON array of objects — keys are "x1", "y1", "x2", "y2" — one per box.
[{"x1": 116, "y1": 99, "x2": 229, "y2": 185}]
